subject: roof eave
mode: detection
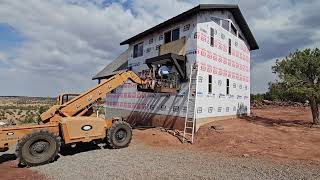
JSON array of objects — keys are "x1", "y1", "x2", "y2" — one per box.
[{"x1": 120, "y1": 4, "x2": 259, "y2": 50}]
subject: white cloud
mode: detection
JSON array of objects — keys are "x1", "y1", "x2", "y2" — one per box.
[
  {"x1": 0, "y1": 52, "x2": 7, "y2": 62},
  {"x1": 0, "y1": 0, "x2": 319, "y2": 96},
  {"x1": 251, "y1": 58, "x2": 278, "y2": 94},
  {"x1": 0, "y1": 0, "x2": 152, "y2": 96}
]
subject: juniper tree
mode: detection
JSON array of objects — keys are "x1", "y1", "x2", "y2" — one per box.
[{"x1": 272, "y1": 48, "x2": 320, "y2": 124}]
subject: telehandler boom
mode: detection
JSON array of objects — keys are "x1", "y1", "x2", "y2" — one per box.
[{"x1": 0, "y1": 70, "x2": 147, "y2": 166}]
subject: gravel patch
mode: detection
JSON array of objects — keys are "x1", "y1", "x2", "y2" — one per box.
[{"x1": 32, "y1": 142, "x2": 320, "y2": 180}]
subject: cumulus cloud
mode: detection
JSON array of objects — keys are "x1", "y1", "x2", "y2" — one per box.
[
  {"x1": 251, "y1": 58, "x2": 277, "y2": 94},
  {"x1": 0, "y1": 0, "x2": 151, "y2": 96},
  {"x1": 0, "y1": 52, "x2": 7, "y2": 62},
  {"x1": 0, "y1": 0, "x2": 319, "y2": 96}
]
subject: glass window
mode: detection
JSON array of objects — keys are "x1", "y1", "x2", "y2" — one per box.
[
  {"x1": 208, "y1": 75, "x2": 213, "y2": 94},
  {"x1": 228, "y1": 39, "x2": 232, "y2": 55},
  {"x1": 226, "y1": 79, "x2": 230, "y2": 95},
  {"x1": 133, "y1": 42, "x2": 143, "y2": 58},
  {"x1": 231, "y1": 24, "x2": 237, "y2": 36},
  {"x1": 171, "y1": 28, "x2": 180, "y2": 41},
  {"x1": 222, "y1": 19, "x2": 229, "y2": 31},
  {"x1": 210, "y1": 28, "x2": 214, "y2": 47},
  {"x1": 164, "y1": 28, "x2": 180, "y2": 44},
  {"x1": 164, "y1": 31, "x2": 171, "y2": 43},
  {"x1": 211, "y1": 17, "x2": 220, "y2": 25}
]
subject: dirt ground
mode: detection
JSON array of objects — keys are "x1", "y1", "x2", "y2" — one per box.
[
  {"x1": 0, "y1": 162, "x2": 45, "y2": 180},
  {"x1": 1, "y1": 106, "x2": 320, "y2": 179},
  {"x1": 134, "y1": 106, "x2": 320, "y2": 162}
]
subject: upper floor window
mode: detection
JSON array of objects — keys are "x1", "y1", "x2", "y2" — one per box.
[
  {"x1": 228, "y1": 39, "x2": 232, "y2": 55},
  {"x1": 210, "y1": 17, "x2": 220, "y2": 25},
  {"x1": 210, "y1": 28, "x2": 215, "y2": 47},
  {"x1": 221, "y1": 19, "x2": 229, "y2": 31},
  {"x1": 164, "y1": 28, "x2": 180, "y2": 43},
  {"x1": 133, "y1": 42, "x2": 143, "y2": 58},
  {"x1": 231, "y1": 23, "x2": 237, "y2": 36}
]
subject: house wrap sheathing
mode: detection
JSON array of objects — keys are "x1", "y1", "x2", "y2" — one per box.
[{"x1": 93, "y1": 4, "x2": 259, "y2": 130}]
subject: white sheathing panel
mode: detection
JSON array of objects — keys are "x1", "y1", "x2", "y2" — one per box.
[
  {"x1": 195, "y1": 10, "x2": 251, "y2": 122},
  {"x1": 106, "y1": 16, "x2": 198, "y2": 117}
]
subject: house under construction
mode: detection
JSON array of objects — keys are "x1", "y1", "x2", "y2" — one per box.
[{"x1": 93, "y1": 4, "x2": 259, "y2": 141}]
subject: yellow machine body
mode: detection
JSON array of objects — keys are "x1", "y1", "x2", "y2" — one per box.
[
  {"x1": 0, "y1": 70, "x2": 147, "y2": 152},
  {"x1": 0, "y1": 69, "x2": 180, "y2": 153},
  {"x1": 0, "y1": 124, "x2": 60, "y2": 151},
  {"x1": 60, "y1": 117, "x2": 112, "y2": 144}
]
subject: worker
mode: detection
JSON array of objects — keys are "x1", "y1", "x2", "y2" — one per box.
[{"x1": 158, "y1": 65, "x2": 171, "y2": 78}]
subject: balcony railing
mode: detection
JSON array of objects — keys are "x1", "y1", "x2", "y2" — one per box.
[{"x1": 159, "y1": 37, "x2": 186, "y2": 56}]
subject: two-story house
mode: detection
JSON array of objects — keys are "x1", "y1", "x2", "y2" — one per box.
[{"x1": 93, "y1": 4, "x2": 259, "y2": 136}]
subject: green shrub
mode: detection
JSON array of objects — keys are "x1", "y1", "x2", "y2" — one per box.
[{"x1": 22, "y1": 114, "x2": 36, "y2": 124}]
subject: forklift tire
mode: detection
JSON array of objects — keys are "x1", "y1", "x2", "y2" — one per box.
[
  {"x1": 15, "y1": 131, "x2": 61, "y2": 167},
  {"x1": 107, "y1": 121, "x2": 132, "y2": 149}
]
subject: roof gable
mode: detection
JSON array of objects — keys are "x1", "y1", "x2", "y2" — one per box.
[{"x1": 120, "y1": 4, "x2": 259, "y2": 50}]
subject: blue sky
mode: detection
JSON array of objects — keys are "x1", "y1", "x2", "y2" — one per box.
[
  {"x1": 0, "y1": 0, "x2": 319, "y2": 96},
  {"x1": 0, "y1": 23, "x2": 25, "y2": 50}
]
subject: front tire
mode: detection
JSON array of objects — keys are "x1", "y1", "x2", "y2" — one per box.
[
  {"x1": 16, "y1": 131, "x2": 61, "y2": 167},
  {"x1": 107, "y1": 121, "x2": 132, "y2": 149}
]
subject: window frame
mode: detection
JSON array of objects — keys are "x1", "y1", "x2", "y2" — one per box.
[
  {"x1": 171, "y1": 28, "x2": 180, "y2": 41},
  {"x1": 230, "y1": 23, "x2": 237, "y2": 36},
  {"x1": 208, "y1": 74, "x2": 213, "y2": 94},
  {"x1": 226, "y1": 79, "x2": 230, "y2": 95},
  {"x1": 228, "y1": 39, "x2": 232, "y2": 55},
  {"x1": 210, "y1": 28, "x2": 215, "y2": 47},
  {"x1": 164, "y1": 27, "x2": 180, "y2": 44},
  {"x1": 221, "y1": 19, "x2": 229, "y2": 31},
  {"x1": 133, "y1": 42, "x2": 143, "y2": 58}
]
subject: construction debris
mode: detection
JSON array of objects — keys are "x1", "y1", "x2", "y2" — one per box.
[
  {"x1": 210, "y1": 125, "x2": 224, "y2": 130},
  {"x1": 252, "y1": 100, "x2": 309, "y2": 109}
]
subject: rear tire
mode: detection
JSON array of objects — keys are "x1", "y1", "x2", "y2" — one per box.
[
  {"x1": 16, "y1": 131, "x2": 61, "y2": 167},
  {"x1": 107, "y1": 121, "x2": 132, "y2": 149}
]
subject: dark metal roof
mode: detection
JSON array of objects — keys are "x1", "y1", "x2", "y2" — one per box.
[
  {"x1": 92, "y1": 49, "x2": 129, "y2": 80},
  {"x1": 120, "y1": 4, "x2": 259, "y2": 50}
]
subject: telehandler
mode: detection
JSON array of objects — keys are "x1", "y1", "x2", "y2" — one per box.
[{"x1": 0, "y1": 69, "x2": 165, "y2": 167}]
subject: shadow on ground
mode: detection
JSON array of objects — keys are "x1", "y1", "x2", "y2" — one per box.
[
  {"x1": 0, "y1": 142, "x2": 108, "y2": 166},
  {"x1": 59, "y1": 143, "x2": 106, "y2": 156},
  {"x1": 0, "y1": 154, "x2": 16, "y2": 164}
]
